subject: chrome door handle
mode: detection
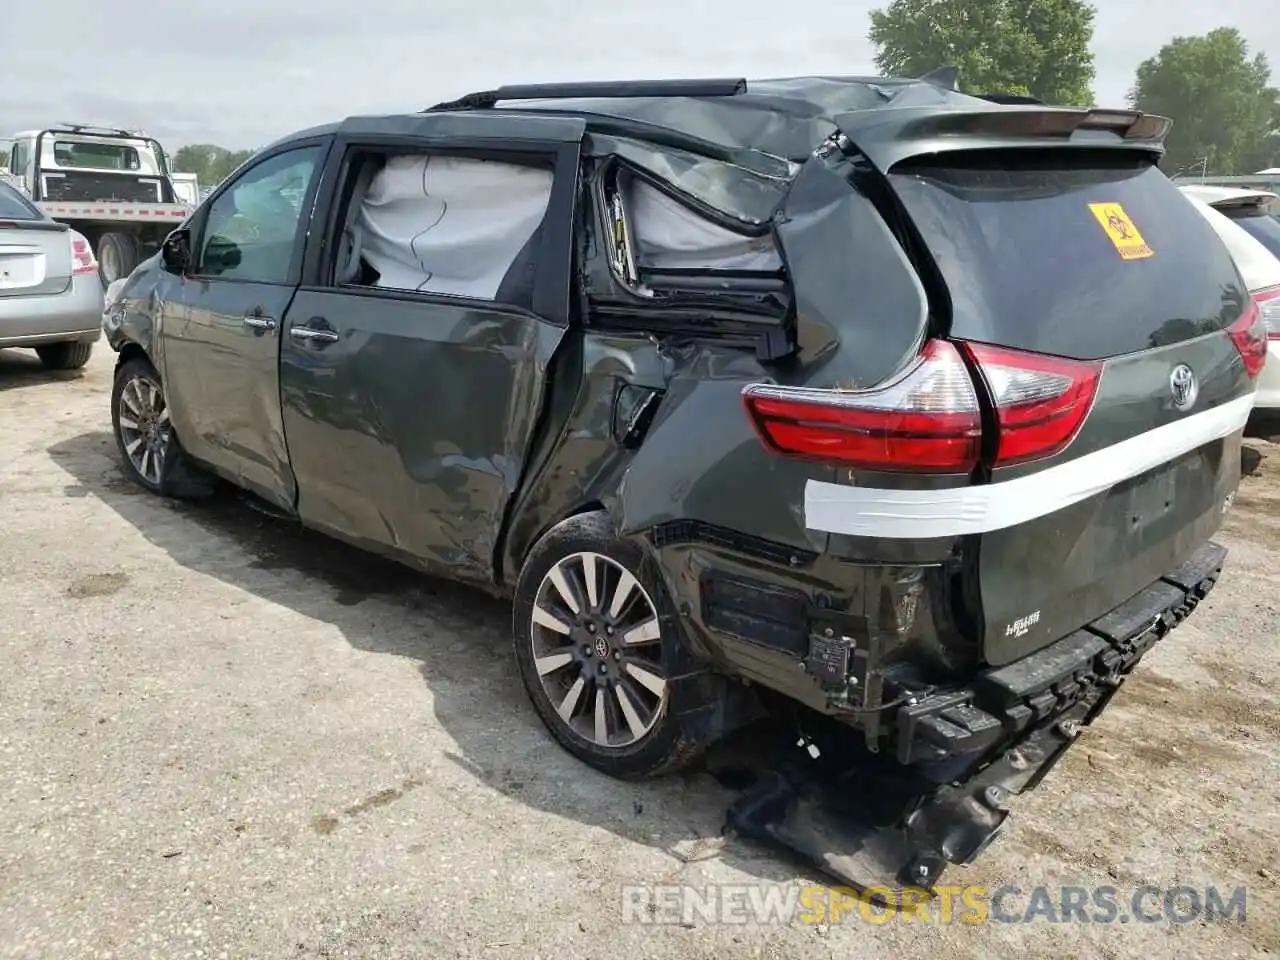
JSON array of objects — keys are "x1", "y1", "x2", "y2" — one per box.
[
  {"x1": 289, "y1": 327, "x2": 340, "y2": 343},
  {"x1": 243, "y1": 314, "x2": 276, "y2": 330}
]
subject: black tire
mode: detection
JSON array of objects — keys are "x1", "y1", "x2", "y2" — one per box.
[
  {"x1": 111, "y1": 356, "x2": 215, "y2": 499},
  {"x1": 97, "y1": 232, "x2": 140, "y2": 286},
  {"x1": 512, "y1": 510, "x2": 716, "y2": 780},
  {"x1": 35, "y1": 341, "x2": 93, "y2": 370}
]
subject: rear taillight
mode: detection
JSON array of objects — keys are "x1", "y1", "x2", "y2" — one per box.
[
  {"x1": 70, "y1": 232, "x2": 97, "y2": 275},
  {"x1": 742, "y1": 340, "x2": 982, "y2": 473},
  {"x1": 1227, "y1": 299, "x2": 1268, "y2": 376},
  {"x1": 962, "y1": 342, "x2": 1102, "y2": 467},
  {"x1": 742, "y1": 339, "x2": 1101, "y2": 473},
  {"x1": 1254, "y1": 286, "x2": 1280, "y2": 342}
]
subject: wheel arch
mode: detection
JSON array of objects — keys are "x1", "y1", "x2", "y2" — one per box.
[
  {"x1": 500, "y1": 497, "x2": 619, "y2": 588},
  {"x1": 115, "y1": 340, "x2": 150, "y2": 371}
]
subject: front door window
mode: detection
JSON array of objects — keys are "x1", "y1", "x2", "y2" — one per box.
[{"x1": 197, "y1": 146, "x2": 321, "y2": 283}]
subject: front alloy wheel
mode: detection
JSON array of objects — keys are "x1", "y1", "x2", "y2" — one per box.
[
  {"x1": 111, "y1": 356, "x2": 215, "y2": 499},
  {"x1": 117, "y1": 370, "x2": 171, "y2": 486},
  {"x1": 530, "y1": 551, "x2": 669, "y2": 749}
]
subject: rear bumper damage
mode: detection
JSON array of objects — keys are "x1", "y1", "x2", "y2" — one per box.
[{"x1": 722, "y1": 541, "x2": 1227, "y2": 892}]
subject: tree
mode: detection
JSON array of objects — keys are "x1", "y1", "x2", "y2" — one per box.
[
  {"x1": 1130, "y1": 29, "x2": 1280, "y2": 175},
  {"x1": 868, "y1": 0, "x2": 1096, "y2": 106},
  {"x1": 170, "y1": 144, "x2": 255, "y2": 186}
]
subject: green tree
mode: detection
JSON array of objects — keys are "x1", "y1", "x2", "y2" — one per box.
[
  {"x1": 171, "y1": 143, "x2": 255, "y2": 186},
  {"x1": 868, "y1": 0, "x2": 1096, "y2": 106},
  {"x1": 1130, "y1": 28, "x2": 1280, "y2": 175}
]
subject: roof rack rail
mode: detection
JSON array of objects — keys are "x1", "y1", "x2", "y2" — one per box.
[
  {"x1": 425, "y1": 78, "x2": 747, "y2": 112},
  {"x1": 54, "y1": 122, "x2": 144, "y2": 138},
  {"x1": 976, "y1": 92, "x2": 1046, "y2": 105}
]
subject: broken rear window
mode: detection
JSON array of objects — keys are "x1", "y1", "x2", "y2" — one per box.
[
  {"x1": 600, "y1": 163, "x2": 782, "y2": 291},
  {"x1": 597, "y1": 135, "x2": 789, "y2": 227}
]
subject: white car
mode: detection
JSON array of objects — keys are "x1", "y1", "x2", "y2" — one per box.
[{"x1": 1180, "y1": 185, "x2": 1280, "y2": 410}]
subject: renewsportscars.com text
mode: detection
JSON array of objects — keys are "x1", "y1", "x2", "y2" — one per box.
[{"x1": 621, "y1": 883, "x2": 1248, "y2": 926}]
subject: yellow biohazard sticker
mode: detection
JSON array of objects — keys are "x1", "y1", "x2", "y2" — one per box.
[{"x1": 1087, "y1": 202, "x2": 1154, "y2": 260}]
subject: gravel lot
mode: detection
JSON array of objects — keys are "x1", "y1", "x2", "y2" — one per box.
[{"x1": 1, "y1": 345, "x2": 1277, "y2": 959}]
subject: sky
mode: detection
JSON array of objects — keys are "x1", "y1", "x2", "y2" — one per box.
[{"x1": 3, "y1": 0, "x2": 1278, "y2": 151}]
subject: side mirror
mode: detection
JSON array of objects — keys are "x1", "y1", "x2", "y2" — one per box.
[{"x1": 161, "y1": 228, "x2": 191, "y2": 274}]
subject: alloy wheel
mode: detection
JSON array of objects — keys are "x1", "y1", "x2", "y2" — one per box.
[
  {"x1": 117, "y1": 373, "x2": 171, "y2": 486},
  {"x1": 529, "y1": 551, "x2": 669, "y2": 748}
]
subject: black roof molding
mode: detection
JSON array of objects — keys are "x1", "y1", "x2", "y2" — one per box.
[{"x1": 426, "y1": 79, "x2": 748, "y2": 112}]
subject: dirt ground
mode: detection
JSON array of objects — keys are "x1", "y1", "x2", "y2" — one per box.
[{"x1": 1, "y1": 345, "x2": 1277, "y2": 960}]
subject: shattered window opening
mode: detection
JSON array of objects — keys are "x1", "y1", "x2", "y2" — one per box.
[{"x1": 598, "y1": 161, "x2": 784, "y2": 298}]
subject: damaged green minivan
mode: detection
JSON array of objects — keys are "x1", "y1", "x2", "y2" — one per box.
[{"x1": 102, "y1": 74, "x2": 1266, "y2": 889}]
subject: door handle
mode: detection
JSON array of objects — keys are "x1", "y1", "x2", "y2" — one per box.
[
  {"x1": 243, "y1": 314, "x2": 276, "y2": 330},
  {"x1": 289, "y1": 327, "x2": 340, "y2": 343}
]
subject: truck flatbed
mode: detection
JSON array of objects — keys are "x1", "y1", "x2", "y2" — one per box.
[{"x1": 35, "y1": 201, "x2": 191, "y2": 224}]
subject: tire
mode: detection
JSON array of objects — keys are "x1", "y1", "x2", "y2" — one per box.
[
  {"x1": 512, "y1": 510, "x2": 716, "y2": 780},
  {"x1": 35, "y1": 341, "x2": 93, "y2": 370},
  {"x1": 97, "y1": 232, "x2": 140, "y2": 286},
  {"x1": 111, "y1": 356, "x2": 215, "y2": 499}
]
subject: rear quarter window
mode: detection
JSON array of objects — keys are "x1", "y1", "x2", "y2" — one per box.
[{"x1": 888, "y1": 152, "x2": 1248, "y2": 360}]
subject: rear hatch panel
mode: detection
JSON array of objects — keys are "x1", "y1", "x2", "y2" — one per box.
[
  {"x1": 0, "y1": 221, "x2": 72, "y2": 298},
  {"x1": 762, "y1": 105, "x2": 1255, "y2": 672},
  {"x1": 975, "y1": 336, "x2": 1247, "y2": 664},
  {"x1": 881, "y1": 147, "x2": 1254, "y2": 663}
]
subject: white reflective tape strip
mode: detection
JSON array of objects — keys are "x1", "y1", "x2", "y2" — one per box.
[{"x1": 804, "y1": 391, "x2": 1256, "y2": 539}]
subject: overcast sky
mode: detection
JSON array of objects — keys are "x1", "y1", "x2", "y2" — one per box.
[{"x1": 4, "y1": 0, "x2": 1277, "y2": 150}]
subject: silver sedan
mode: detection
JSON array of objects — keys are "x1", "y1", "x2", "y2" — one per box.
[{"x1": 0, "y1": 181, "x2": 103, "y2": 370}]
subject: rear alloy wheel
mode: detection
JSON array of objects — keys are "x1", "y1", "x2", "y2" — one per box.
[
  {"x1": 531, "y1": 551, "x2": 669, "y2": 749},
  {"x1": 35, "y1": 341, "x2": 93, "y2": 370},
  {"x1": 111, "y1": 356, "x2": 215, "y2": 499},
  {"x1": 513, "y1": 511, "x2": 715, "y2": 779}
]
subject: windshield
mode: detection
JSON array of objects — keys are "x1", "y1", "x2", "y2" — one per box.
[
  {"x1": 53, "y1": 140, "x2": 139, "y2": 170},
  {"x1": 0, "y1": 182, "x2": 42, "y2": 220},
  {"x1": 39, "y1": 134, "x2": 160, "y2": 174},
  {"x1": 1225, "y1": 210, "x2": 1280, "y2": 261}
]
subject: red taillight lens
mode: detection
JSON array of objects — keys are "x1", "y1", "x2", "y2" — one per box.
[
  {"x1": 1254, "y1": 286, "x2": 1280, "y2": 343},
  {"x1": 742, "y1": 339, "x2": 1102, "y2": 473},
  {"x1": 70, "y1": 232, "x2": 97, "y2": 275},
  {"x1": 961, "y1": 342, "x2": 1102, "y2": 467},
  {"x1": 1227, "y1": 299, "x2": 1268, "y2": 376},
  {"x1": 742, "y1": 340, "x2": 982, "y2": 473}
]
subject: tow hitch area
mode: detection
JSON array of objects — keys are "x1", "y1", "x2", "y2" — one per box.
[{"x1": 718, "y1": 542, "x2": 1227, "y2": 893}]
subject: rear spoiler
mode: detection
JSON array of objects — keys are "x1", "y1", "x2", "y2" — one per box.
[{"x1": 833, "y1": 105, "x2": 1172, "y2": 173}]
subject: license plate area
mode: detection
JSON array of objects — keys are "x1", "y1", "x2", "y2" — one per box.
[
  {"x1": 1116, "y1": 447, "x2": 1218, "y2": 540},
  {"x1": 0, "y1": 249, "x2": 45, "y2": 289},
  {"x1": 1122, "y1": 460, "x2": 1178, "y2": 533}
]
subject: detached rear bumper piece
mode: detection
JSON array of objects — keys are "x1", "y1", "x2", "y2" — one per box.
[{"x1": 725, "y1": 541, "x2": 1226, "y2": 892}]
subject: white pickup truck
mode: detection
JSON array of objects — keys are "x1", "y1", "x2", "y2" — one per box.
[{"x1": 3, "y1": 124, "x2": 194, "y2": 284}]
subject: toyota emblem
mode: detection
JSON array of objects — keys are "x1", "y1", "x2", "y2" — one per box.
[{"x1": 1169, "y1": 364, "x2": 1198, "y2": 410}]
